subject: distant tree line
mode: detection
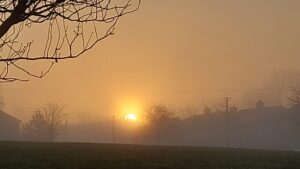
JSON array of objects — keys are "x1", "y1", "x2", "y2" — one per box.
[{"x1": 20, "y1": 85, "x2": 300, "y2": 144}]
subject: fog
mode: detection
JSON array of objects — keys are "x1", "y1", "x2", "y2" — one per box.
[{"x1": 1, "y1": 0, "x2": 300, "y2": 150}]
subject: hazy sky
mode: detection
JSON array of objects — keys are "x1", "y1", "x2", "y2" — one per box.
[{"x1": 2, "y1": 0, "x2": 300, "y2": 121}]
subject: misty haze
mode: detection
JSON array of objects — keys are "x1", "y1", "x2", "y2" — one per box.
[{"x1": 1, "y1": 0, "x2": 300, "y2": 169}]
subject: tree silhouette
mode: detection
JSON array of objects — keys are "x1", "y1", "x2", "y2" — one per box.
[
  {"x1": 23, "y1": 102, "x2": 66, "y2": 142},
  {"x1": 23, "y1": 110, "x2": 49, "y2": 141},
  {"x1": 0, "y1": 0, "x2": 140, "y2": 82},
  {"x1": 288, "y1": 87, "x2": 300, "y2": 108},
  {"x1": 143, "y1": 104, "x2": 177, "y2": 145}
]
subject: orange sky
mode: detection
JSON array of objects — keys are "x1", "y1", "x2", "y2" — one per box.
[{"x1": 2, "y1": 0, "x2": 300, "y2": 122}]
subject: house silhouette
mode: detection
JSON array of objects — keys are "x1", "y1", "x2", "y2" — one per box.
[
  {"x1": 0, "y1": 110, "x2": 20, "y2": 141},
  {"x1": 169, "y1": 100, "x2": 300, "y2": 150}
]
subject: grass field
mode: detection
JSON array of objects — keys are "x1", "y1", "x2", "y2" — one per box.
[{"x1": 1, "y1": 142, "x2": 300, "y2": 169}]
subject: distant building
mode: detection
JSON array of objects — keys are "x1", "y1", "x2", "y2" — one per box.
[
  {"x1": 256, "y1": 99, "x2": 264, "y2": 109},
  {"x1": 170, "y1": 100, "x2": 300, "y2": 150},
  {"x1": 0, "y1": 110, "x2": 20, "y2": 140}
]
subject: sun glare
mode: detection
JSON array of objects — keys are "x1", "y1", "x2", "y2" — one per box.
[{"x1": 124, "y1": 114, "x2": 137, "y2": 121}]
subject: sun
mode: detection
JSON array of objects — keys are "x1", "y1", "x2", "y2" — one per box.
[{"x1": 124, "y1": 114, "x2": 137, "y2": 121}]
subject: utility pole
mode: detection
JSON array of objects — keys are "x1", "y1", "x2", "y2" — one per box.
[
  {"x1": 224, "y1": 97, "x2": 230, "y2": 147},
  {"x1": 112, "y1": 114, "x2": 116, "y2": 143},
  {"x1": 65, "y1": 119, "x2": 68, "y2": 142},
  {"x1": 225, "y1": 97, "x2": 229, "y2": 113}
]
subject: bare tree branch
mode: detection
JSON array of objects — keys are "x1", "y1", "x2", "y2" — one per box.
[{"x1": 0, "y1": 0, "x2": 141, "y2": 82}]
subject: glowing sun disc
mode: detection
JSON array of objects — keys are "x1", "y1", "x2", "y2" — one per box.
[{"x1": 125, "y1": 114, "x2": 137, "y2": 121}]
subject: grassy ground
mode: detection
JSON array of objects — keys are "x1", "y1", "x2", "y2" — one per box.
[{"x1": 0, "y1": 141, "x2": 300, "y2": 169}]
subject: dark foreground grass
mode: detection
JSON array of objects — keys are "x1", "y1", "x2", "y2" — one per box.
[{"x1": 0, "y1": 142, "x2": 300, "y2": 169}]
